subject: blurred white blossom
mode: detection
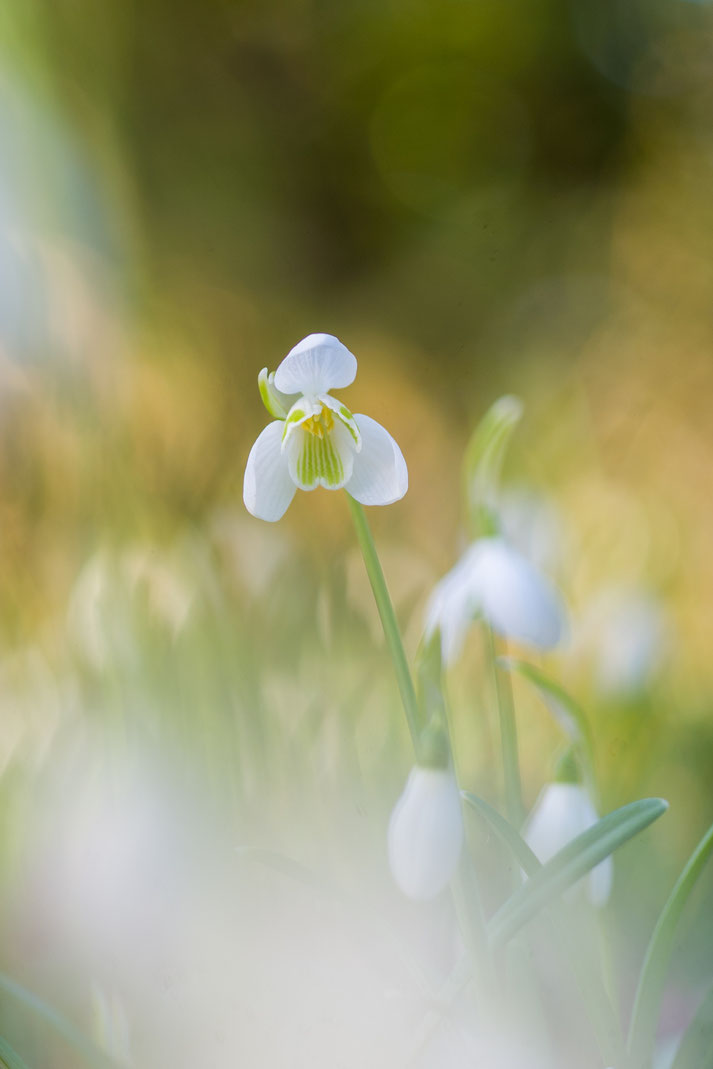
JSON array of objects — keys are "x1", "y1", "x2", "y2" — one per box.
[
  {"x1": 570, "y1": 587, "x2": 669, "y2": 697},
  {"x1": 425, "y1": 537, "x2": 566, "y2": 663},
  {"x1": 388, "y1": 766, "x2": 463, "y2": 901},
  {"x1": 524, "y1": 782, "x2": 612, "y2": 907}
]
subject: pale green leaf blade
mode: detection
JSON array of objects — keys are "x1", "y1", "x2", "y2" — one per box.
[
  {"x1": 0, "y1": 1035, "x2": 32, "y2": 1069},
  {"x1": 627, "y1": 820, "x2": 713, "y2": 1069},
  {"x1": 463, "y1": 791, "x2": 624, "y2": 1064},
  {"x1": 501, "y1": 657, "x2": 593, "y2": 748},
  {"x1": 461, "y1": 790, "x2": 541, "y2": 876},
  {"x1": 0, "y1": 972, "x2": 118, "y2": 1069},
  {"x1": 489, "y1": 798, "x2": 668, "y2": 948},
  {"x1": 463, "y1": 395, "x2": 523, "y2": 535},
  {"x1": 670, "y1": 981, "x2": 713, "y2": 1069}
]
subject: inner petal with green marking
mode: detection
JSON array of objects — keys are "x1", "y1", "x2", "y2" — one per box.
[{"x1": 286, "y1": 409, "x2": 356, "y2": 490}]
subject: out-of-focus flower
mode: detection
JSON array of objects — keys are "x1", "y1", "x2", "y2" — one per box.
[
  {"x1": 388, "y1": 766, "x2": 463, "y2": 901},
  {"x1": 425, "y1": 537, "x2": 566, "y2": 663},
  {"x1": 524, "y1": 781, "x2": 612, "y2": 907},
  {"x1": 243, "y1": 333, "x2": 407, "y2": 522},
  {"x1": 571, "y1": 588, "x2": 669, "y2": 698}
]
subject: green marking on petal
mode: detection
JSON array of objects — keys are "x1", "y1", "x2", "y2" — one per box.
[
  {"x1": 335, "y1": 404, "x2": 361, "y2": 448},
  {"x1": 292, "y1": 424, "x2": 346, "y2": 489},
  {"x1": 282, "y1": 407, "x2": 306, "y2": 443}
]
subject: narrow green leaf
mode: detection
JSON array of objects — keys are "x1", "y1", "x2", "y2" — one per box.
[
  {"x1": 501, "y1": 657, "x2": 593, "y2": 749},
  {"x1": 461, "y1": 791, "x2": 541, "y2": 876},
  {"x1": 0, "y1": 1035, "x2": 32, "y2": 1069},
  {"x1": 0, "y1": 972, "x2": 118, "y2": 1069},
  {"x1": 670, "y1": 981, "x2": 713, "y2": 1069},
  {"x1": 462, "y1": 395, "x2": 523, "y2": 535},
  {"x1": 463, "y1": 791, "x2": 624, "y2": 1063},
  {"x1": 347, "y1": 495, "x2": 423, "y2": 758},
  {"x1": 489, "y1": 798, "x2": 668, "y2": 948},
  {"x1": 627, "y1": 820, "x2": 713, "y2": 1069}
]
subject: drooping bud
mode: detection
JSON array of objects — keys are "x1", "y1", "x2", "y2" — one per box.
[
  {"x1": 524, "y1": 781, "x2": 613, "y2": 907},
  {"x1": 388, "y1": 766, "x2": 463, "y2": 901}
]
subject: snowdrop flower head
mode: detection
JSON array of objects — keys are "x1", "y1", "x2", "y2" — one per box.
[
  {"x1": 425, "y1": 537, "x2": 566, "y2": 663},
  {"x1": 388, "y1": 764, "x2": 463, "y2": 901},
  {"x1": 524, "y1": 775, "x2": 612, "y2": 907},
  {"x1": 590, "y1": 588, "x2": 668, "y2": 698},
  {"x1": 243, "y1": 333, "x2": 408, "y2": 522}
]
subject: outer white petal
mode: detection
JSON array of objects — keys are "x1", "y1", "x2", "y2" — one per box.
[
  {"x1": 388, "y1": 767, "x2": 463, "y2": 901},
  {"x1": 424, "y1": 548, "x2": 481, "y2": 664},
  {"x1": 345, "y1": 413, "x2": 408, "y2": 506},
  {"x1": 470, "y1": 538, "x2": 565, "y2": 649},
  {"x1": 243, "y1": 421, "x2": 297, "y2": 522},
  {"x1": 274, "y1": 333, "x2": 357, "y2": 396},
  {"x1": 524, "y1": 783, "x2": 588, "y2": 860},
  {"x1": 524, "y1": 783, "x2": 612, "y2": 907}
]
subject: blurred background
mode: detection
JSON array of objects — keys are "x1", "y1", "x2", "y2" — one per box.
[{"x1": 0, "y1": 0, "x2": 712, "y2": 1065}]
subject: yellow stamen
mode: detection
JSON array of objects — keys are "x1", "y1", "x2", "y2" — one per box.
[{"x1": 303, "y1": 405, "x2": 334, "y2": 439}]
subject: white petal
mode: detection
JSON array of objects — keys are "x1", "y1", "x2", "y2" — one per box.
[
  {"x1": 274, "y1": 333, "x2": 357, "y2": 396},
  {"x1": 243, "y1": 421, "x2": 296, "y2": 522},
  {"x1": 424, "y1": 550, "x2": 480, "y2": 664},
  {"x1": 470, "y1": 538, "x2": 565, "y2": 649},
  {"x1": 345, "y1": 414, "x2": 408, "y2": 506},
  {"x1": 524, "y1": 783, "x2": 587, "y2": 861},
  {"x1": 388, "y1": 767, "x2": 463, "y2": 901}
]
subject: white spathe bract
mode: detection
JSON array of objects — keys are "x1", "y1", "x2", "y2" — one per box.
[
  {"x1": 425, "y1": 537, "x2": 566, "y2": 663},
  {"x1": 524, "y1": 782, "x2": 613, "y2": 907},
  {"x1": 388, "y1": 766, "x2": 463, "y2": 901},
  {"x1": 243, "y1": 333, "x2": 407, "y2": 521}
]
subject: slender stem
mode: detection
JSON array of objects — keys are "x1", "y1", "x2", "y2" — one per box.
[
  {"x1": 486, "y1": 626, "x2": 524, "y2": 827},
  {"x1": 451, "y1": 849, "x2": 498, "y2": 1006},
  {"x1": 347, "y1": 495, "x2": 422, "y2": 758}
]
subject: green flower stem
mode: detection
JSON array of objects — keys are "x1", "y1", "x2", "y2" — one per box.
[
  {"x1": 451, "y1": 850, "x2": 498, "y2": 1008},
  {"x1": 486, "y1": 626, "x2": 524, "y2": 827},
  {"x1": 347, "y1": 495, "x2": 422, "y2": 759}
]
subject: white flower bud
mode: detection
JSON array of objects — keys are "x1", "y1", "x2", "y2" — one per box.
[
  {"x1": 524, "y1": 782, "x2": 613, "y2": 907},
  {"x1": 388, "y1": 766, "x2": 463, "y2": 901}
]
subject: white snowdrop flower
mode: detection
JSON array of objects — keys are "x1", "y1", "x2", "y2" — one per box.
[
  {"x1": 388, "y1": 766, "x2": 463, "y2": 901},
  {"x1": 524, "y1": 782, "x2": 613, "y2": 907},
  {"x1": 425, "y1": 537, "x2": 566, "y2": 663},
  {"x1": 585, "y1": 588, "x2": 668, "y2": 698},
  {"x1": 243, "y1": 333, "x2": 408, "y2": 522}
]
